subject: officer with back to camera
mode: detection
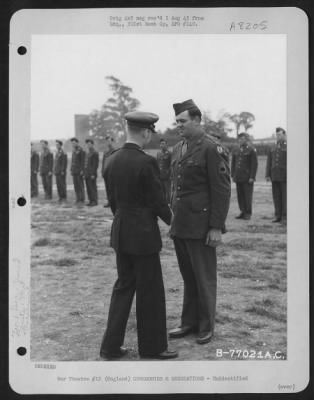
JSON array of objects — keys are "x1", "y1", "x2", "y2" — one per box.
[
  {"x1": 84, "y1": 138, "x2": 99, "y2": 206},
  {"x1": 54, "y1": 140, "x2": 68, "y2": 203},
  {"x1": 70, "y1": 138, "x2": 85, "y2": 205},
  {"x1": 39, "y1": 140, "x2": 54, "y2": 199}
]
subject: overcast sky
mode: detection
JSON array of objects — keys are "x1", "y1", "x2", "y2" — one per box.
[{"x1": 31, "y1": 34, "x2": 286, "y2": 140}]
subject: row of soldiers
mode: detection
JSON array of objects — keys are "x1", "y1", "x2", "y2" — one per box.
[
  {"x1": 157, "y1": 127, "x2": 287, "y2": 223},
  {"x1": 31, "y1": 128, "x2": 287, "y2": 222},
  {"x1": 30, "y1": 136, "x2": 115, "y2": 206}
]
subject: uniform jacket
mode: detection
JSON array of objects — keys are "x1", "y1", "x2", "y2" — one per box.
[
  {"x1": 156, "y1": 149, "x2": 172, "y2": 180},
  {"x1": 54, "y1": 150, "x2": 68, "y2": 175},
  {"x1": 104, "y1": 142, "x2": 172, "y2": 255},
  {"x1": 71, "y1": 147, "x2": 85, "y2": 175},
  {"x1": 265, "y1": 141, "x2": 287, "y2": 182},
  {"x1": 31, "y1": 151, "x2": 39, "y2": 174},
  {"x1": 39, "y1": 150, "x2": 53, "y2": 175},
  {"x1": 170, "y1": 131, "x2": 231, "y2": 239},
  {"x1": 101, "y1": 146, "x2": 115, "y2": 177},
  {"x1": 84, "y1": 149, "x2": 99, "y2": 178},
  {"x1": 231, "y1": 144, "x2": 258, "y2": 183}
]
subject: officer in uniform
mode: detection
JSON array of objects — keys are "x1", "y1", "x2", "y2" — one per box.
[
  {"x1": 169, "y1": 99, "x2": 231, "y2": 345},
  {"x1": 84, "y1": 138, "x2": 99, "y2": 206},
  {"x1": 70, "y1": 138, "x2": 85, "y2": 205},
  {"x1": 156, "y1": 139, "x2": 172, "y2": 203},
  {"x1": 39, "y1": 140, "x2": 53, "y2": 199},
  {"x1": 231, "y1": 132, "x2": 258, "y2": 220},
  {"x1": 101, "y1": 136, "x2": 115, "y2": 207},
  {"x1": 30, "y1": 143, "x2": 39, "y2": 198},
  {"x1": 265, "y1": 127, "x2": 287, "y2": 222},
  {"x1": 54, "y1": 140, "x2": 68, "y2": 202},
  {"x1": 100, "y1": 111, "x2": 178, "y2": 360}
]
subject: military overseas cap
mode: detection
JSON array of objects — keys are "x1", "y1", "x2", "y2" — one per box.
[
  {"x1": 173, "y1": 99, "x2": 201, "y2": 116},
  {"x1": 40, "y1": 140, "x2": 48, "y2": 145},
  {"x1": 276, "y1": 127, "x2": 286, "y2": 134},
  {"x1": 85, "y1": 138, "x2": 94, "y2": 144},
  {"x1": 70, "y1": 137, "x2": 79, "y2": 143},
  {"x1": 125, "y1": 111, "x2": 159, "y2": 133},
  {"x1": 238, "y1": 132, "x2": 250, "y2": 138},
  {"x1": 56, "y1": 140, "x2": 63, "y2": 145}
]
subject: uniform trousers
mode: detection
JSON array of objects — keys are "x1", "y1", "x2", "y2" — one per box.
[
  {"x1": 100, "y1": 252, "x2": 168, "y2": 357},
  {"x1": 161, "y1": 179, "x2": 171, "y2": 204},
  {"x1": 55, "y1": 174, "x2": 67, "y2": 200},
  {"x1": 41, "y1": 173, "x2": 52, "y2": 199},
  {"x1": 72, "y1": 174, "x2": 85, "y2": 202},
  {"x1": 272, "y1": 181, "x2": 286, "y2": 219},
  {"x1": 85, "y1": 177, "x2": 98, "y2": 204},
  {"x1": 173, "y1": 237, "x2": 217, "y2": 334},
  {"x1": 31, "y1": 173, "x2": 38, "y2": 197},
  {"x1": 236, "y1": 182, "x2": 254, "y2": 216}
]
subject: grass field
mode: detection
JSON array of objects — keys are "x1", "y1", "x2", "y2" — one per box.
[{"x1": 30, "y1": 156, "x2": 287, "y2": 361}]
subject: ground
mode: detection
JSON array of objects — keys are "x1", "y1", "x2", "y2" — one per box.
[{"x1": 30, "y1": 156, "x2": 286, "y2": 361}]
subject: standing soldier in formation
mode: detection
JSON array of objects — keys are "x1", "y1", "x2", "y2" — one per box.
[
  {"x1": 156, "y1": 139, "x2": 172, "y2": 203},
  {"x1": 100, "y1": 111, "x2": 177, "y2": 360},
  {"x1": 70, "y1": 138, "x2": 85, "y2": 205},
  {"x1": 231, "y1": 132, "x2": 258, "y2": 220},
  {"x1": 265, "y1": 127, "x2": 287, "y2": 223},
  {"x1": 169, "y1": 99, "x2": 231, "y2": 345},
  {"x1": 39, "y1": 140, "x2": 53, "y2": 199},
  {"x1": 101, "y1": 136, "x2": 115, "y2": 207},
  {"x1": 84, "y1": 138, "x2": 99, "y2": 206},
  {"x1": 30, "y1": 143, "x2": 39, "y2": 198},
  {"x1": 54, "y1": 140, "x2": 68, "y2": 203}
]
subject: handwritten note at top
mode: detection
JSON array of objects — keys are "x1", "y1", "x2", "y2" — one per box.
[{"x1": 109, "y1": 15, "x2": 205, "y2": 29}]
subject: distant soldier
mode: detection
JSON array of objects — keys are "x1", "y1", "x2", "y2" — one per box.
[
  {"x1": 84, "y1": 138, "x2": 99, "y2": 206},
  {"x1": 30, "y1": 143, "x2": 39, "y2": 198},
  {"x1": 231, "y1": 132, "x2": 258, "y2": 220},
  {"x1": 265, "y1": 127, "x2": 287, "y2": 223},
  {"x1": 101, "y1": 136, "x2": 115, "y2": 207},
  {"x1": 156, "y1": 139, "x2": 172, "y2": 203},
  {"x1": 39, "y1": 140, "x2": 53, "y2": 199},
  {"x1": 70, "y1": 138, "x2": 85, "y2": 205},
  {"x1": 54, "y1": 140, "x2": 68, "y2": 203}
]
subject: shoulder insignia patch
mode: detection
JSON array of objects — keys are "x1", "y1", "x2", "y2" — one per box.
[{"x1": 217, "y1": 145, "x2": 223, "y2": 154}]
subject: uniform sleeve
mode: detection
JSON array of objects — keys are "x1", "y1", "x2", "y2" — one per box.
[
  {"x1": 64, "y1": 153, "x2": 68, "y2": 172},
  {"x1": 206, "y1": 144, "x2": 231, "y2": 229},
  {"x1": 103, "y1": 161, "x2": 116, "y2": 215},
  {"x1": 142, "y1": 157, "x2": 172, "y2": 225},
  {"x1": 250, "y1": 148, "x2": 258, "y2": 180},
  {"x1": 81, "y1": 151, "x2": 85, "y2": 173},
  {"x1": 35, "y1": 154, "x2": 39, "y2": 172},
  {"x1": 231, "y1": 151, "x2": 236, "y2": 179},
  {"x1": 265, "y1": 148, "x2": 272, "y2": 178},
  {"x1": 48, "y1": 153, "x2": 53, "y2": 172},
  {"x1": 94, "y1": 152, "x2": 99, "y2": 175}
]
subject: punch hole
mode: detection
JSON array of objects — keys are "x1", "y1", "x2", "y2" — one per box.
[
  {"x1": 17, "y1": 197, "x2": 26, "y2": 206},
  {"x1": 17, "y1": 347, "x2": 27, "y2": 356},
  {"x1": 17, "y1": 46, "x2": 27, "y2": 55}
]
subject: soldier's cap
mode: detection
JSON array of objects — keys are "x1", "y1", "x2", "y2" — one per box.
[
  {"x1": 85, "y1": 138, "x2": 94, "y2": 144},
  {"x1": 40, "y1": 140, "x2": 48, "y2": 145},
  {"x1": 56, "y1": 140, "x2": 63, "y2": 145},
  {"x1": 238, "y1": 132, "x2": 250, "y2": 138},
  {"x1": 70, "y1": 137, "x2": 79, "y2": 143},
  {"x1": 125, "y1": 111, "x2": 159, "y2": 133},
  {"x1": 173, "y1": 99, "x2": 201, "y2": 116},
  {"x1": 276, "y1": 127, "x2": 286, "y2": 134}
]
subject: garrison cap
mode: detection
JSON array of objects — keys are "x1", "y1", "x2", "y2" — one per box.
[
  {"x1": 40, "y1": 140, "x2": 48, "y2": 145},
  {"x1": 70, "y1": 137, "x2": 79, "y2": 143},
  {"x1": 125, "y1": 111, "x2": 159, "y2": 133},
  {"x1": 173, "y1": 99, "x2": 200, "y2": 116},
  {"x1": 56, "y1": 140, "x2": 63, "y2": 145},
  {"x1": 276, "y1": 127, "x2": 286, "y2": 134},
  {"x1": 85, "y1": 138, "x2": 94, "y2": 144},
  {"x1": 238, "y1": 132, "x2": 250, "y2": 138}
]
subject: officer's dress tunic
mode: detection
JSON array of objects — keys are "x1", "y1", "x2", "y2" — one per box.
[
  {"x1": 170, "y1": 131, "x2": 231, "y2": 334},
  {"x1": 100, "y1": 142, "x2": 172, "y2": 357},
  {"x1": 265, "y1": 141, "x2": 287, "y2": 219},
  {"x1": 84, "y1": 149, "x2": 99, "y2": 204},
  {"x1": 101, "y1": 145, "x2": 115, "y2": 201},
  {"x1": 39, "y1": 149, "x2": 53, "y2": 199},
  {"x1": 31, "y1": 151, "x2": 39, "y2": 197},
  {"x1": 231, "y1": 144, "x2": 258, "y2": 217},
  {"x1": 71, "y1": 147, "x2": 85, "y2": 203},
  {"x1": 54, "y1": 149, "x2": 68, "y2": 200},
  {"x1": 156, "y1": 149, "x2": 172, "y2": 203}
]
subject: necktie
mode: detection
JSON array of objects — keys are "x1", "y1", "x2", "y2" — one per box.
[{"x1": 181, "y1": 141, "x2": 188, "y2": 157}]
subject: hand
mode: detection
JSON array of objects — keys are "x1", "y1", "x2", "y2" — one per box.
[
  {"x1": 61, "y1": 172, "x2": 64, "y2": 176},
  {"x1": 48, "y1": 171, "x2": 52, "y2": 176},
  {"x1": 266, "y1": 177, "x2": 271, "y2": 182},
  {"x1": 205, "y1": 228, "x2": 222, "y2": 247},
  {"x1": 248, "y1": 178, "x2": 254, "y2": 184},
  {"x1": 80, "y1": 171, "x2": 84, "y2": 176},
  {"x1": 91, "y1": 175, "x2": 95, "y2": 180}
]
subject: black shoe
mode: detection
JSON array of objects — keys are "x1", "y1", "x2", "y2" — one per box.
[
  {"x1": 86, "y1": 202, "x2": 92, "y2": 206},
  {"x1": 103, "y1": 202, "x2": 110, "y2": 208},
  {"x1": 243, "y1": 214, "x2": 251, "y2": 220},
  {"x1": 100, "y1": 347, "x2": 128, "y2": 360},
  {"x1": 235, "y1": 214, "x2": 244, "y2": 219},
  {"x1": 196, "y1": 331, "x2": 213, "y2": 345},
  {"x1": 141, "y1": 349, "x2": 178, "y2": 360},
  {"x1": 90, "y1": 202, "x2": 97, "y2": 207},
  {"x1": 272, "y1": 218, "x2": 281, "y2": 223},
  {"x1": 169, "y1": 326, "x2": 198, "y2": 339}
]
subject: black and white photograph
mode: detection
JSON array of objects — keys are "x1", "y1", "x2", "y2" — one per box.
[{"x1": 9, "y1": 7, "x2": 309, "y2": 394}]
